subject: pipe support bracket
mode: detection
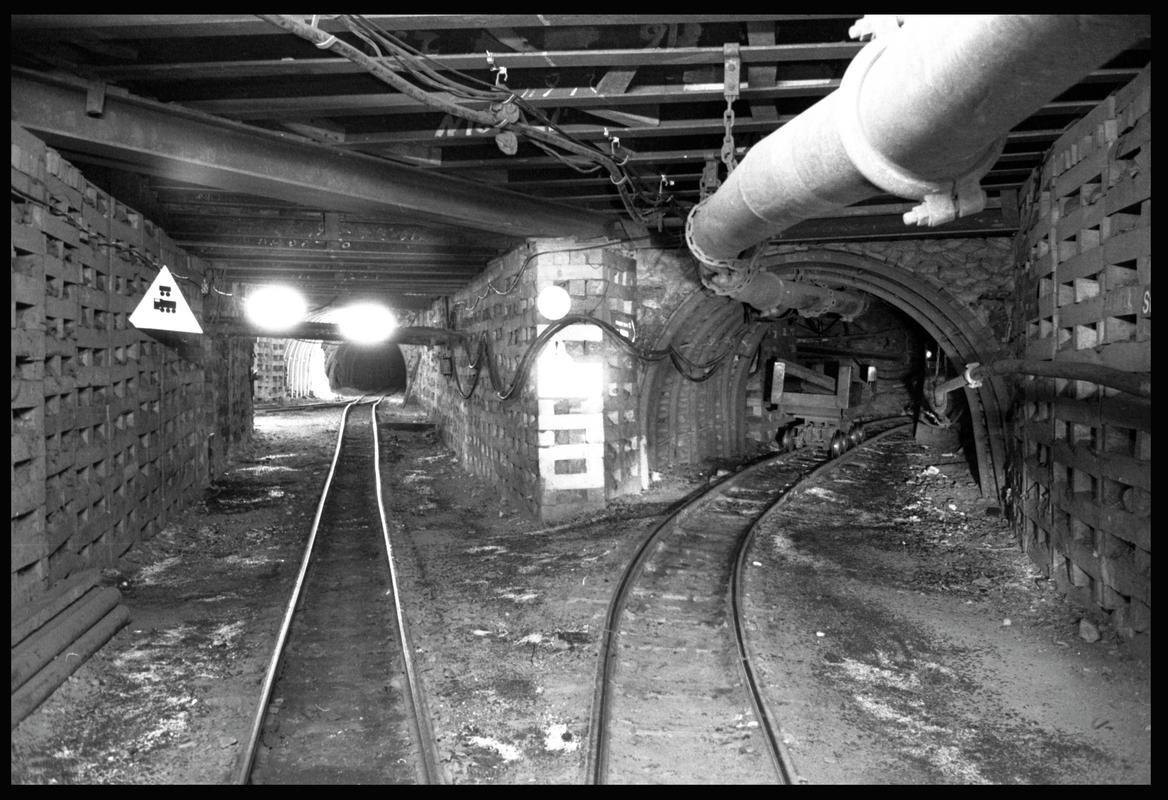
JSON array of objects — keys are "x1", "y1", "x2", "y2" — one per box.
[{"x1": 837, "y1": 29, "x2": 1006, "y2": 227}]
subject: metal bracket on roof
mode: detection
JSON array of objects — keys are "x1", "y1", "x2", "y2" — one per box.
[{"x1": 723, "y1": 42, "x2": 741, "y2": 102}]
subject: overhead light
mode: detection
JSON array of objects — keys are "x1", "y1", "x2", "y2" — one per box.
[
  {"x1": 336, "y1": 302, "x2": 397, "y2": 344},
  {"x1": 244, "y1": 285, "x2": 307, "y2": 332},
  {"x1": 536, "y1": 285, "x2": 571, "y2": 321}
]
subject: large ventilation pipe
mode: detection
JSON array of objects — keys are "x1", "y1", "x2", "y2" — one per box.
[{"x1": 686, "y1": 14, "x2": 1150, "y2": 306}]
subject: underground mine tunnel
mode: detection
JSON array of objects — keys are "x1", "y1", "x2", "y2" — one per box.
[
  {"x1": 323, "y1": 341, "x2": 408, "y2": 396},
  {"x1": 10, "y1": 13, "x2": 1151, "y2": 785}
]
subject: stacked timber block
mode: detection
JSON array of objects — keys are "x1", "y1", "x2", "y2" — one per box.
[
  {"x1": 10, "y1": 570, "x2": 129, "y2": 729},
  {"x1": 1011, "y1": 67, "x2": 1151, "y2": 634},
  {"x1": 11, "y1": 123, "x2": 251, "y2": 726}
]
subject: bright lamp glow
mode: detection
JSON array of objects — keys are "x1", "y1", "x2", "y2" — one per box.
[
  {"x1": 336, "y1": 302, "x2": 397, "y2": 344},
  {"x1": 537, "y1": 285, "x2": 571, "y2": 321},
  {"x1": 537, "y1": 338, "x2": 603, "y2": 399},
  {"x1": 245, "y1": 285, "x2": 307, "y2": 332}
]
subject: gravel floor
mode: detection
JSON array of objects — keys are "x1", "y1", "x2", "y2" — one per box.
[{"x1": 10, "y1": 399, "x2": 1151, "y2": 784}]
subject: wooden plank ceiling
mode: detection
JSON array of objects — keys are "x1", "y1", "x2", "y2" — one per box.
[{"x1": 10, "y1": 14, "x2": 1152, "y2": 307}]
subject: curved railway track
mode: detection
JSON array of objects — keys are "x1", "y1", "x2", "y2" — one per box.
[
  {"x1": 587, "y1": 417, "x2": 911, "y2": 784},
  {"x1": 237, "y1": 397, "x2": 442, "y2": 784}
]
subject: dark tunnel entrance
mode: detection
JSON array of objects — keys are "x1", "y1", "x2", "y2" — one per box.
[
  {"x1": 324, "y1": 341, "x2": 408, "y2": 395},
  {"x1": 640, "y1": 248, "x2": 1011, "y2": 499}
]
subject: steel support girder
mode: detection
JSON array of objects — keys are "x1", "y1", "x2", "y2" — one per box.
[{"x1": 11, "y1": 68, "x2": 616, "y2": 239}]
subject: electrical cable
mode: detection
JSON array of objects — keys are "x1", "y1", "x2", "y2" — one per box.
[
  {"x1": 11, "y1": 184, "x2": 220, "y2": 297},
  {"x1": 263, "y1": 15, "x2": 682, "y2": 227},
  {"x1": 447, "y1": 313, "x2": 748, "y2": 403},
  {"x1": 453, "y1": 235, "x2": 687, "y2": 316},
  {"x1": 343, "y1": 16, "x2": 504, "y2": 102}
]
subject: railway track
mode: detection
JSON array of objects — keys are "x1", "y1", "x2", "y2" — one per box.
[
  {"x1": 587, "y1": 417, "x2": 911, "y2": 784},
  {"x1": 237, "y1": 397, "x2": 442, "y2": 784}
]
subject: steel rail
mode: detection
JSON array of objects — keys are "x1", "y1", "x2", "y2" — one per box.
[
  {"x1": 584, "y1": 475, "x2": 687, "y2": 784},
  {"x1": 237, "y1": 395, "x2": 439, "y2": 783},
  {"x1": 235, "y1": 396, "x2": 369, "y2": 784},
  {"x1": 585, "y1": 443, "x2": 804, "y2": 784},
  {"x1": 370, "y1": 399, "x2": 444, "y2": 784},
  {"x1": 586, "y1": 415, "x2": 909, "y2": 784},
  {"x1": 727, "y1": 419, "x2": 912, "y2": 785}
]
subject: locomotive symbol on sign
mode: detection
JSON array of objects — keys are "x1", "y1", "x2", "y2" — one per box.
[{"x1": 153, "y1": 285, "x2": 177, "y2": 313}]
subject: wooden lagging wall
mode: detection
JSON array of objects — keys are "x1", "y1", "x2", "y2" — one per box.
[
  {"x1": 12, "y1": 124, "x2": 254, "y2": 724},
  {"x1": 12, "y1": 125, "x2": 211, "y2": 605},
  {"x1": 1012, "y1": 67, "x2": 1151, "y2": 635}
]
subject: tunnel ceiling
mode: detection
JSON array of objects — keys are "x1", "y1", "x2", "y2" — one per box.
[{"x1": 10, "y1": 15, "x2": 1151, "y2": 311}]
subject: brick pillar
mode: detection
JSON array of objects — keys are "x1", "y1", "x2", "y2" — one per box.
[
  {"x1": 534, "y1": 249, "x2": 608, "y2": 523},
  {"x1": 535, "y1": 321, "x2": 605, "y2": 523}
]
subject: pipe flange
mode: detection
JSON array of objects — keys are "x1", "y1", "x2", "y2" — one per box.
[
  {"x1": 836, "y1": 31, "x2": 1007, "y2": 205},
  {"x1": 685, "y1": 199, "x2": 741, "y2": 271}
]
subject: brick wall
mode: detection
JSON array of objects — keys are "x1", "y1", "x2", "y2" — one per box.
[
  {"x1": 253, "y1": 337, "x2": 289, "y2": 403},
  {"x1": 407, "y1": 238, "x2": 643, "y2": 522},
  {"x1": 597, "y1": 250, "x2": 643, "y2": 498},
  {"x1": 407, "y1": 243, "x2": 544, "y2": 517},
  {"x1": 1010, "y1": 66, "x2": 1151, "y2": 636},
  {"x1": 11, "y1": 124, "x2": 252, "y2": 610}
]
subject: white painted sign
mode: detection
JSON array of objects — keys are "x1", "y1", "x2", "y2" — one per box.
[{"x1": 129, "y1": 265, "x2": 203, "y2": 334}]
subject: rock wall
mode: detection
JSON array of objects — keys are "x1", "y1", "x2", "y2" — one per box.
[{"x1": 773, "y1": 238, "x2": 1016, "y2": 343}]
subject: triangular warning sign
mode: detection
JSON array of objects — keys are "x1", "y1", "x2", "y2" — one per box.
[{"x1": 129, "y1": 266, "x2": 203, "y2": 334}]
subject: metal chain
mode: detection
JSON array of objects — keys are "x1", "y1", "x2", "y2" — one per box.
[
  {"x1": 720, "y1": 42, "x2": 740, "y2": 175},
  {"x1": 720, "y1": 100, "x2": 738, "y2": 173}
]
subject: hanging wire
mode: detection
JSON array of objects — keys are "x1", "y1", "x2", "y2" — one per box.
[
  {"x1": 447, "y1": 312, "x2": 748, "y2": 404},
  {"x1": 452, "y1": 234, "x2": 688, "y2": 317},
  {"x1": 454, "y1": 240, "x2": 619, "y2": 316},
  {"x1": 322, "y1": 15, "x2": 687, "y2": 227},
  {"x1": 310, "y1": 15, "x2": 682, "y2": 227},
  {"x1": 11, "y1": 184, "x2": 218, "y2": 295}
]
